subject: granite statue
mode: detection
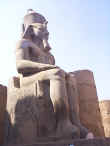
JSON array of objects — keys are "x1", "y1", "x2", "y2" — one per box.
[{"x1": 5, "y1": 9, "x2": 93, "y2": 144}]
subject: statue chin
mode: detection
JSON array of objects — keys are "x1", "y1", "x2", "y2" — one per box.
[{"x1": 43, "y1": 46, "x2": 51, "y2": 52}]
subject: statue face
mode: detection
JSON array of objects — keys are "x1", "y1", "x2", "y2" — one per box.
[
  {"x1": 32, "y1": 24, "x2": 49, "y2": 40},
  {"x1": 32, "y1": 24, "x2": 51, "y2": 51}
]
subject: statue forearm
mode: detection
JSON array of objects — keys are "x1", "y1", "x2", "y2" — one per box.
[{"x1": 16, "y1": 59, "x2": 57, "y2": 74}]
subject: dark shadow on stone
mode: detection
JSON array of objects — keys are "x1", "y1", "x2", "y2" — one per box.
[{"x1": 4, "y1": 95, "x2": 56, "y2": 145}]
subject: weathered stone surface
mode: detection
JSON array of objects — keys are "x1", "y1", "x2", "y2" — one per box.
[
  {"x1": 5, "y1": 77, "x2": 56, "y2": 144},
  {"x1": 0, "y1": 84, "x2": 7, "y2": 145},
  {"x1": 6, "y1": 70, "x2": 101, "y2": 144},
  {"x1": 6, "y1": 70, "x2": 94, "y2": 144},
  {"x1": 99, "y1": 100, "x2": 110, "y2": 137},
  {"x1": 5, "y1": 9, "x2": 91, "y2": 144},
  {"x1": 16, "y1": 9, "x2": 80, "y2": 140},
  {"x1": 73, "y1": 70, "x2": 104, "y2": 137},
  {"x1": 5, "y1": 9, "x2": 104, "y2": 145},
  {"x1": 3, "y1": 138, "x2": 110, "y2": 146},
  {"x1": 66, "y1": 73, "x2": 90, "y2": 138}
]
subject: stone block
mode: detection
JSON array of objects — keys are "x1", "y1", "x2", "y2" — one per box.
[
  {"x1": 73, "y1": 70, "x2": 104, "y2": 137},
  {"x1": 0, "y1": 84, "x2": 7, "y2": 145},
  {"x1": 3, "y1": 138, "x2": 110, "y2": 146},
  {"x1": 99, "y1": 100, "x2": 110, "y2": 137},
  {"x1": 5, "y1": 77, "x2": 56, "y2": 144}
]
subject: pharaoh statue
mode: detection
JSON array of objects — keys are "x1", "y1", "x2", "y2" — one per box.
[{"x1": 5, "y1": 9, "x2": 93, "y2": 144}]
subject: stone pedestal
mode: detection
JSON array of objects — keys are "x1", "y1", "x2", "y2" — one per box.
[
  {"x1": 4, "y1": 70, "x2": 106, "y2": 144},
  {"x1": 3, "y1": 138, "x2": 110, "y2": 146}
]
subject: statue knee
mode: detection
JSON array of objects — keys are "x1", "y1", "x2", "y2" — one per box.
[
  {"x1": 66, "y1": 73, "x2": 76, "y2": 84},
  {"x1": 56, "y1": 68, "x2": 65, "y2": 77},
  {"x1": 52, "y1": 68, "x2": 66, "y2": 80}
]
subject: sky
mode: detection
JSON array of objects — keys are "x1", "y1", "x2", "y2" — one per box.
[{"x1": 0, "y1": 0, "x2": 109, "y2": 101}]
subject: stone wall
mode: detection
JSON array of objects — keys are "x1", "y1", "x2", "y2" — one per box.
[
  {"x1": 73, "y1": 70, "x2": 104, "y2": 137},
  {"x1": 99, "y1": 100, "x2": 110, "y2": 137},
  {"x1": 0, "y1": 84, "x2": 7, "y2": 144}
]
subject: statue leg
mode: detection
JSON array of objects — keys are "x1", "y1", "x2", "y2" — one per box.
[
  {"x1": 22, "y1": 69, "x2": 80, "y2": 138},
  {"x1": 48, "y1": 69, "x2": 80, "y2": 138},
  {"x1": 66, "y1": 73, "x2": 89, "y2": 138}
]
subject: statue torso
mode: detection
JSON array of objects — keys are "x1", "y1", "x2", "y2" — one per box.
[
  {"x1": 17, "y1": 38, "x2": 55, "y2": 65},
  {"x1": 30, "y1": 49, "x2": 55, "y2": 65}
]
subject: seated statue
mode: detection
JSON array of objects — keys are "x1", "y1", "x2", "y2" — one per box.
[{"x1": 13, "y1": 9, "x2": 93, "y2": 141}]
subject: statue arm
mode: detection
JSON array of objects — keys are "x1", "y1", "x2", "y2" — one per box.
[
  {"x1": 16, "y1": 40, "x2": 57, "y2": 75},
  {"x1": 16, "y1": 59, "x2": 57, "y2": 75}
]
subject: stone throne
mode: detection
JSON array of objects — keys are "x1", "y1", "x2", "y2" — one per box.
[
  {"x1": 6, "y1": 71, "x2": 104, "y2": 144},
  {"x1": 6, "y1": 75, "x2": 56, "y2": 143},
  {"x1": 4, "y1": 9, "x2": 104, "y2": 145},
  {"x1": 6, "y1": 73, "x2": 81, "y2": 144}
]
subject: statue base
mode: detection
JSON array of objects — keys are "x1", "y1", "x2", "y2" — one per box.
[{"x1": 3, "y1": 138, "x2": 110, "y2": 146}]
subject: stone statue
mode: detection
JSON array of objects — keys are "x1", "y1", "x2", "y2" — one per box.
[
  {"x1": 5, "y1": 9, "x2": 93, "y2": 144},
  {"x1": 16, "y1": 9, "x2": 79, "y2": 138}
]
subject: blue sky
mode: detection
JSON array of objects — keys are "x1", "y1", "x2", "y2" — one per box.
[{"x1": 0, "y1": 0, "x2": 109, "y2": 100}]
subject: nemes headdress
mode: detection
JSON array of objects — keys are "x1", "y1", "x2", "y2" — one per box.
[{"x1": 22, "y1": 9, "x2": 48, "y2": 36}]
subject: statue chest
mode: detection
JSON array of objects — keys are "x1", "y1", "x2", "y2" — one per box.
[{"x1": 30, "y1": 53, "x2": 53, "y2": 65}]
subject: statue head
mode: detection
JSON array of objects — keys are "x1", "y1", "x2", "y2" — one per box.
[{"x1": 22, "y1": 9, "x2": 51, "y2": 52}]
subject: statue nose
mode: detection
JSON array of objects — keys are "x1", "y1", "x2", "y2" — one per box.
[
  {"x1": 43, "y1": 39, "x2": 51, "y2": 51},
  {"x1": 44, "y1": 46, "x2": 51, "y2": 51}
]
